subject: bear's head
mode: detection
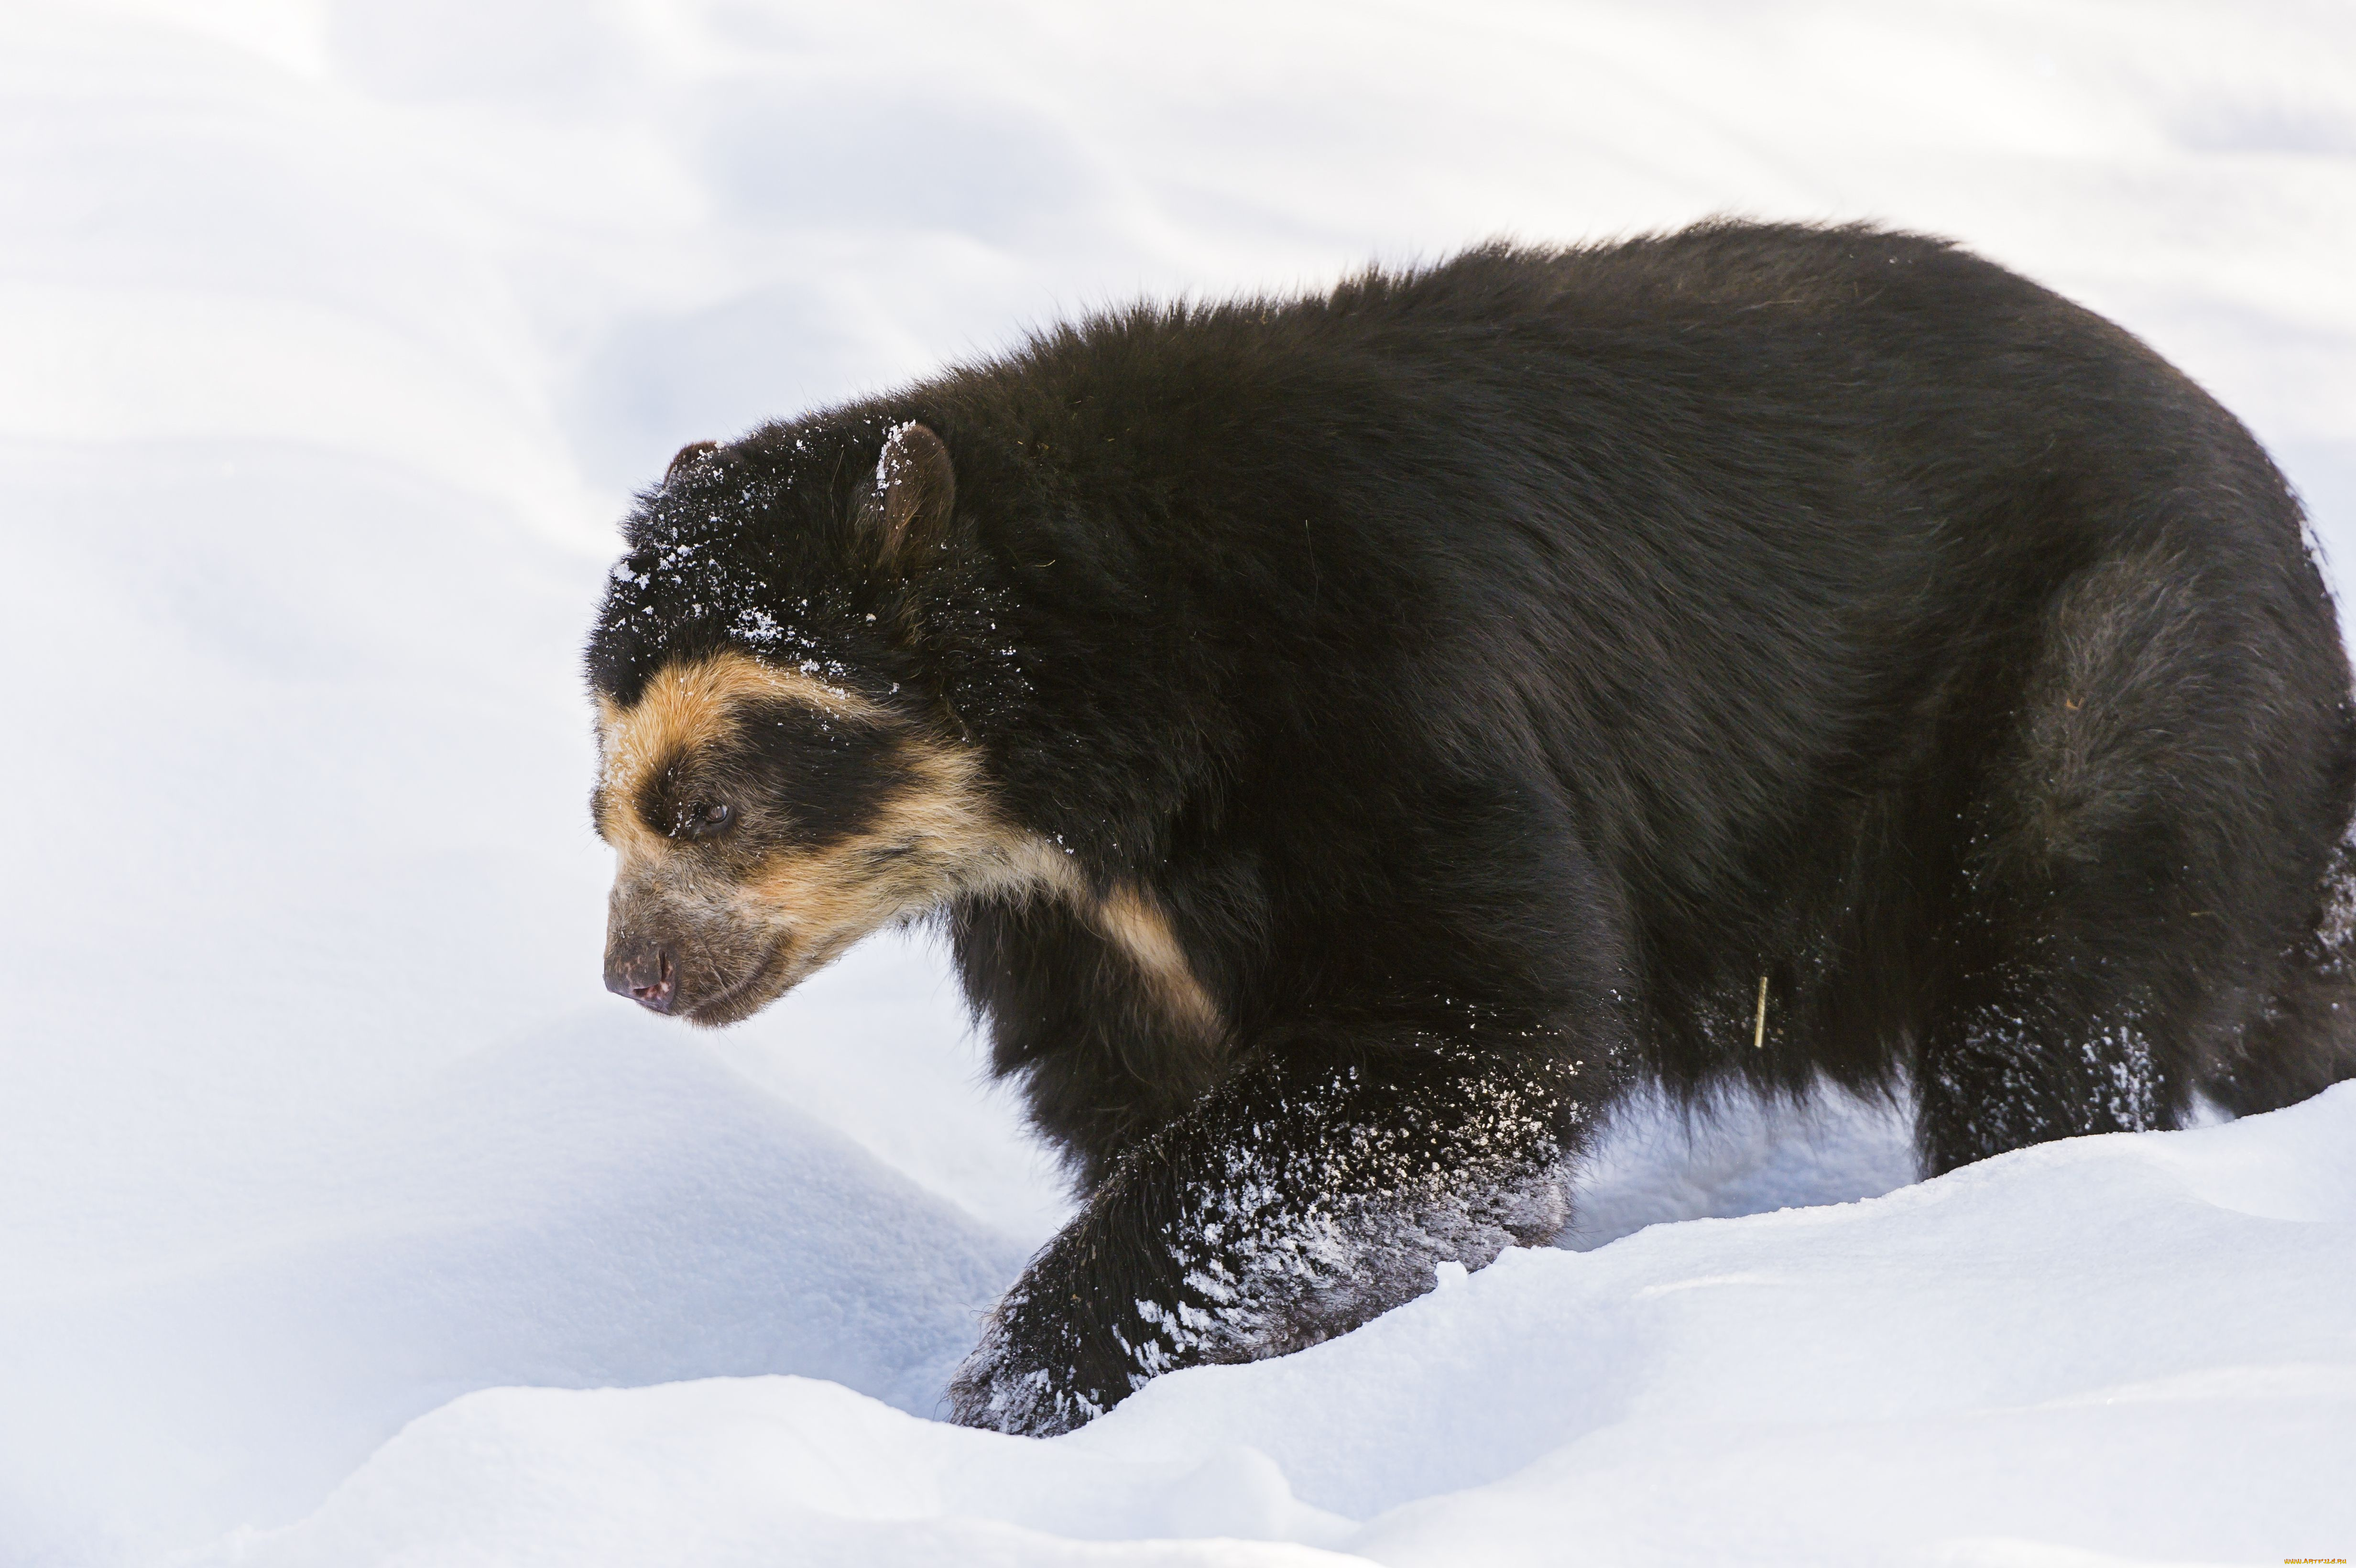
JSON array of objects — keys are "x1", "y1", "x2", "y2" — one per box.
[{"x1": 583, "y1": 421, "x2": 1067, "y2": 1025}]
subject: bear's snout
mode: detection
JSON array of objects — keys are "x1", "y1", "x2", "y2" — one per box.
[
  {"x1": 602, "y1": 892, "x2": 797, "y2": 1026},
  {"x1": 604, "y1": 934, "x2": 676, "y2": 1013}
]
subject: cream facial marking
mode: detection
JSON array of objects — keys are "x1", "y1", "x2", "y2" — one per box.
[
  {"x1": 595, "y1": 649, "x2": 1226, "y2": 1041},
  {"x1": 594, "y1": 650, "x2": 887, "y2": 853}
]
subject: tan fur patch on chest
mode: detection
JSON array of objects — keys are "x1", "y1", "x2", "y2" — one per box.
[
  {"x1": 1091, "y1": 882, "x2": 1226, "y2": 1045},
  {"x1": 981, "y1": 849, "x2": 1228, "y2": 1049}
]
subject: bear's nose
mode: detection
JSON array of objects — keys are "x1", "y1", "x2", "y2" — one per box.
[{"x1": 605, "y1": 939, "x2": 677, "y2": 1013}]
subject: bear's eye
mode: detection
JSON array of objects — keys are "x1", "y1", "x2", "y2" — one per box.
[{"x1": 682, "y1": 801, "x2": 736, "y2": 839}]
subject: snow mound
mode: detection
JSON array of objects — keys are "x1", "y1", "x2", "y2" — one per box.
[{"x1": 200, "y1": 1087, "x2": 2356, "y2": 1567}]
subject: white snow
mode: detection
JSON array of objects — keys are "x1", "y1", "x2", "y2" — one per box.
[
  {"x1": 3, "y1": 3, "x2": 2353, "y2": 1565},
  {"x1": 186, "y1": 1086, "x2": 2356, "y2": 1567}
]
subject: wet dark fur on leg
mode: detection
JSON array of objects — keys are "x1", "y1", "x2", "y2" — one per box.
[{"x1": 584, "y1": 221, "x2": 2356, "y2": 1435}]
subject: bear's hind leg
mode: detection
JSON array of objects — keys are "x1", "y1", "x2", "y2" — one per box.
[
  {"x1": 1915, "y1": 933, "x2": 2187, "y2": 1177},
  {"x1": 1915, "y1": 551, "x2": 2320, "y2": 1176},
  {"x1": 2202, "y1": 829, "x2": 2356, "y2": 1117}
]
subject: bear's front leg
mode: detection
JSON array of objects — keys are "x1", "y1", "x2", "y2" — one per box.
[{"x1": 948, "y1": 1030, "x2": 1594, "y2": 1435}]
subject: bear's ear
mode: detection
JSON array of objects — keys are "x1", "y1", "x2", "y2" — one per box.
[
  {"x1": 856, "y1": 422, "x2": 957, "y2": 575},
  {"x1": 665, "y1": 439, "x2": 719, "y2": 484}
]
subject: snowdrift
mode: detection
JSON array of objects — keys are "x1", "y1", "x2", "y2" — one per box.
[{"x1": 202, "y1": 1087, "x2": 2356, "y2": 1566}]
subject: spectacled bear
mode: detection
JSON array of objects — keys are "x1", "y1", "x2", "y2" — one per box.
[{"x1": 584, "y1": 220, "x2": 2356, "y2": 1437}]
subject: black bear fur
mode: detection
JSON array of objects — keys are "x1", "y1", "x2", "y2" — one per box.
[{"x1": 585, "y1": 220, "x2": 2356, "y2": 1435}]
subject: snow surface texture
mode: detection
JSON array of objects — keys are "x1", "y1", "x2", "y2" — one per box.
[
  {"x1": 2, "y1": 2, "x2": 2353, "y2": 1564},
  {"x1": 182, "y1": 1087, "x2": 2356, "y2": 1567}
]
